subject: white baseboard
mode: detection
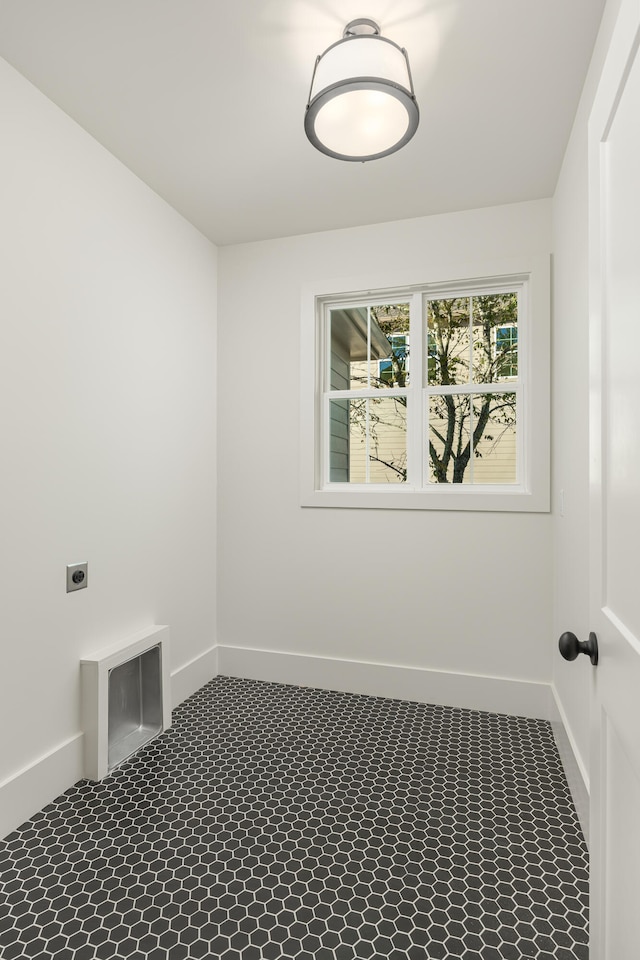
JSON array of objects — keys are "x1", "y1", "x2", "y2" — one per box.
[
  {"x1": 550, "y1": 685, "x2": 590, "y2": 845},
  {"x1": 170, "y1": 643, "x2": 218, "y2": 708},
  {"x1": 0, "y1": 642, "x2": 219, "y2": 841},
  {"x1": 217, "y1": 645, "x2": 555, "y2": 721},
  {"x1": 0, "y1": 734, "x2": 84, "y2": 841}
]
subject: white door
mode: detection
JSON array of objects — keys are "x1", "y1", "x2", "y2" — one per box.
[{"x1": 588, "y1": 1, "x2": 640, "y2": 956}]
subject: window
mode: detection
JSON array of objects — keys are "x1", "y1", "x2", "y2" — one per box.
[
  {"x1": 425, "y1": 292, "x2": 518, "y2": 485},
  {"x1": 495, "y1": 324, "x2": 518, "y2": 379},
  {"x1": 301, "y1": 261, "x2": 550, "y2": 512},
  {"x1": 379, "y1": 334, "x2": 409, "y2": 386}
]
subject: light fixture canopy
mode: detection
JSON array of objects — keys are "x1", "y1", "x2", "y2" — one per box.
[{"x1": 304, "y1": 18, "x2": 419, "y2": 162}]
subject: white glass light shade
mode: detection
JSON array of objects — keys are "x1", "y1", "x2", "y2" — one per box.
[
  {"x1": 312, "y1": 35, "x2": 410, "y2": 92},
  {"x1": 305, "y1": 31, "x2": 419, "y2": 162}
]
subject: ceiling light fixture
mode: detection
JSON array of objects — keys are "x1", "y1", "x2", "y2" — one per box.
[{"x1": 304, "y1": 18, "x2": 419, "y2": 162}]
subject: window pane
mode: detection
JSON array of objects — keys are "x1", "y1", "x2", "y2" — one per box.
[
  {"x1": 495, "y1": 325, "x2": 518, "y2": 379},
  {"x1": 371, "y1": 304, "x2": 411, "y2": 388},
  {"x1": 473, "y1": 393, "x2": 517, "y2": 484},
  {"x1": 330, "y1": 303, "x2": 410, "y2": 391},
  {"x1": 329, "y1": 397, "x2": 407, "y2": 483},
  {"x1": 426, "y1": 297, "x2": 471, "y2": 386},
  {"x1": 328, "y1": 398, "x2": 350, "y2": 481},
  {"x1": 471, "y1": 292, "x2": 518, "y2": 383},
  {"x1": 428, "y1": 392, "x2": 518, "y2": 485},
  {"x1": 428, "y1": 394, "x2": 472, "y2": 483},
  {"x1": 330, "y1": 306, "x2": 369, "y2": 390}
]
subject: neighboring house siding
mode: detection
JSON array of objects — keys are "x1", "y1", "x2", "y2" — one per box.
[
  {"x1": 473, "y1": 414, "x2": 517, "y2": 484},
  {"x1": 349, "y1": 397, "x2": 407, "y2": 483},
  {"x1": 330, "y1": 352, "x2": 349, "y2": 481}
]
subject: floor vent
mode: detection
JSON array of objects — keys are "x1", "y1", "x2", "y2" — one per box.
[{"x1": 81, "y1": 625, "x2": 171, "y2": 781}]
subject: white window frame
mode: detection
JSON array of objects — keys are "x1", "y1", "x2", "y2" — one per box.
[{"x1": 300, "y1": 257, "x2": 550, "y2": 512}]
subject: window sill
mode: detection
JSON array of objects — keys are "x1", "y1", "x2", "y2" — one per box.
[{"x1": 301, "y1": 485, "x2": 550, "y2": 513}]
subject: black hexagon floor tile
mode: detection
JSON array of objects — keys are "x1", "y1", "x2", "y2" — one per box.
[{"x1": 0, "y1": 677, "x2": 589, "y2": 959}]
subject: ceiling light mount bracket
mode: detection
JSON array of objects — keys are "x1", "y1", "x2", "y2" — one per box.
[{"x1": 343, "y1": 19, "x2": 380, "y2": 38}]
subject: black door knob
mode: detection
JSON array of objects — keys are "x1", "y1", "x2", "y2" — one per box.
[{"x1": 558, "y1": 631, "x2": 598, "y2": 666}]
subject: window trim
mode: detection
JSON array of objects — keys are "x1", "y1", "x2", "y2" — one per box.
[{"x1": 300, "y1": 256, "x2": 550, "y2": 512}]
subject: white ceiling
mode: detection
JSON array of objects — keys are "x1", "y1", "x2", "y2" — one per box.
[{"x1": 0, "y1": 0, "x2": 605, "y2": 246}]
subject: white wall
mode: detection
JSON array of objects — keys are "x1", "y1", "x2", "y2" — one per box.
[
  {"x1": 0, "y1": 58, "x2": 217, "y2": 827},
  {"x1": 551, "y1": 0, "x2": 622, "y2": 787},
  {"x1": 218, "y1": 201, "x2": 553, "y2": 703}
]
